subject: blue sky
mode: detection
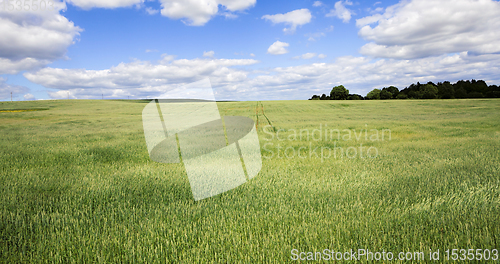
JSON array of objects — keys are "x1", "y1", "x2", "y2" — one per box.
[{"x1": 1, "y1": 0, "x2": 500, "y2": 101}]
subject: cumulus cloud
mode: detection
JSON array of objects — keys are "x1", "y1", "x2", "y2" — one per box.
[
  {"x1": 326, "y1": 1, "x2": 354, "y2": 23},
  {"x1": 267, "y1": 41, "x2": 289, "y2": 55},
  {"x1": 24, "y1": 56, "x2": 259, "y2": 99},
  {"x1": 0, "y1": 78, "x2": 29, "y2": 100},
  {"x1": 293, "y1": 53, "x2": 317, "y2": 59},
  {"x1": 0, "y1": 3, "x2": 82, "y2": 74},
  {"x1": 159, "y1": 53, "x2": 176, "y2": 62},
  {"x1": 305, "y1": 25, "x2": 333, "y2": 42},
  {"x1": 220, "y1": 12, "x2": 238, "y2": 19},
  {"x1": 159, "y1": 0, "x2": 256, "y2": 26},
  {"x1": 22, "y1": 52, "x2": 500, "y2": 100},
  {"x1": 234, "y1": 52, "x2": 256, "y2": 57},
  {"x1": 217, "y1": 0, "x2": 256, "y2": 11},
  {"x1": 305, "y1": 32, "x2": 325, "y2": 42},
  {"x1": 49, "y1": 90, "x2": 79, "y2": 99},
  {"x1": 356, "y1": 0, "x2": 500, "y2": 59},
  {"x1": 203, "y1": 51, "x2": 215, "y2": 58},
  {"x1": 145, "y1": 7, "x2": 159, "y2": 15},
  {"x1": 65, "y1": 0, "x2": 144, "y2": 9},
  {"x1": 0, "y1": 58, "x2": 50, "y2": 75},
  {"x1": 313, "y1": 1, "x2": 323, "y2": 7},
  {"x1": 23, "y1": 93, "x2": 35, "y2": 100},
  {"x1": 232, "y1": 52, "x2": 500, "y2": 99},
  {"x1": 318, "y1": 54, "x2": 327, "y2": 59},
  {"x1": 262, "y1": 9, "x2": 312, "y2": 33}
]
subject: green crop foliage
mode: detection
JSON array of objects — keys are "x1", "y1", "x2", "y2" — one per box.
[{"x1": 1, "y1": 99, "x2": 499, "y2": 263}]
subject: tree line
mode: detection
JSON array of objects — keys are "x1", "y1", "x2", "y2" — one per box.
[{"x1": 309, "y1": 80, "x2": 500, "y2": 100}]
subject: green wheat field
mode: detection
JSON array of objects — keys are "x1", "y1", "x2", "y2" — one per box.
[{"x1": 1, "y1": 99, "x2": 499, "y2": 263}]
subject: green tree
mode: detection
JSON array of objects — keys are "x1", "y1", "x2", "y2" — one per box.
[
  {"x1": 382, "y1": 86, "x2": 399, "y2": 98},
  {"x1": 437, "y1": 81, "x2": 454, "y2": 99},
  {"x1": 421, "y1": 84, "x2": 438, "y2": 99},
  {"x1": 408, "y1": 90, "x2": 419, "y2": 99},
  {"x1": 380, "y1": 90, "x2": 392, "y2": 99},
  {"x1": 471, "y1": 80, "x2": 488, "y2": 95},
  {"x1": 365, "y1": 89, "x2": 381, "y2": 100},
  {"x1": 486, "y1": 85, "x2": 500, "y2": 98},
  {"x1": 455, "y1": 87, "x2": 467, "y2": 98},
  {"x1": 347, "y1": 94, "x2": 363, "y2": 100},
  {"x1": 396, "y1": 93, "x2": 408, "y2": 99},
  {"x1": 468, "y1": 92, "x2": 484, "y2": 98},
  {"x1": 330, "y1": 85, "x2": 349, "y2": 100},
  {"x1": 454, "y1": 80, "x2": 472, "y2": 95}
]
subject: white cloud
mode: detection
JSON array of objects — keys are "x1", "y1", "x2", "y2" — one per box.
[
  {"x1": 160, "y1": 0, "x2": 217, "y2": 26},
  {"x1": 262, "y1": 9, "x2": 312, "y2": 34},
  {"x1": 294, "y1": 53, "x2": 317, "y2": 59},
  {"x1": 145, "y1": 7, "x2": 159, "y2": 15},
  {"x1": 23, "y1": 93, "x2": 35, "y2": 100},
  {"x1": 22, "y1": 52, "x2": 500, "y2": 100},
  {"x1": 160, "y1": 53, "x2": 176, "y2": 62},
  {"x1": 233, "y1": 52, "x2": 500, "y2": 99},
  {"x1": 159, "y1": 0, "x2": 256, "y2": 26},
  {"x1": 66, "y1": 0, "x2": 256, "y2": 22},
  {"x1": 0, "y1": 3, "x2": 82, "y2": 74},
  {"x1": 49, "y1": 90, "x2": 80, "y2": 99},
  {"x1": 0, "y1": 78, "x2": 29, "y2": 100},
  {"x1": 292, "y1": 53, "x2": 326, "y2": 60},
  {"x1": 234, "y1": 52, "x2": 256, "y2": 57},
  {"x1": 267, "y1": 41, "x2": 289, "y2": 55},
  {"x1": 356, "y1": 13, "x2": 383, "y2": 27},
  {"x1": 65, "y1": 0, "x2": 144, "y2": 9},
  {"x1": 24, "y1": 57, "x2": 259, "y2": 99},
  {"x1": 217, "y1": 0, "x2": 256, "y2": 11},
  {"x1": 305, "y1": 25, "x2": 333, "y2": 41},
  {"x1": 203, "y1": 51, "x2": 215, "y2": 58},
  {"x1": 356, "y1": 0, "x2": 500, "y2": 59},
  {"x1": 0, "y1": 58, "x2": 50, "y2": 75},
  {"x1": 146, "y1": 49, "x2": 159, "y2": 53},
  {"x1": 313, "y1": 1, "x2": 323, "y2": 7},
  {"x1": 305, "y1": 32, "x2": 325, "y2": 41},
  {"x1": 326, "y1": 1, "x2": 354, "y2": 23},
  {"x1": 220, "y1": 12, "x2": 238, "y2": 19}
]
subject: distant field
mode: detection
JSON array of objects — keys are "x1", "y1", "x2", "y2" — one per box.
[{"x1": 1, "y1": 99, "x2": 499, "y2": 263}]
